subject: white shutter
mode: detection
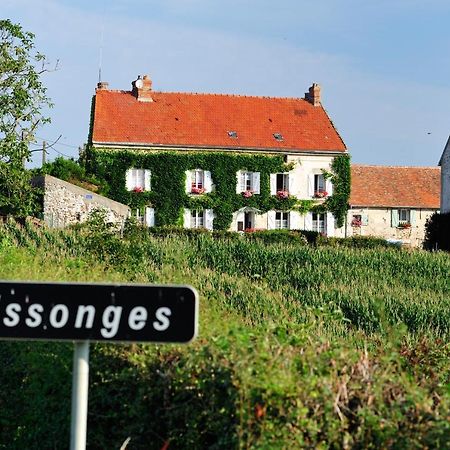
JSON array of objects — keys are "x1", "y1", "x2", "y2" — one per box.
[
  {"x1": 144, "y1": 170, "x2": 151, "y2": 191},
  {"x1": 185, "y1": 170, "x2": 191, "y2": 193},
  {"x1": 253, "y1": 172, "x2": 260, "y2": 194},
  {"x1": 410, "y1": 209, "x2": 416, "y2": 225},
  {"x1": 289, "y1": 211, "x2": 300, "y2": 230},
  {"x1": 326, "y1": 212, "x2": 335, "y2": 237},
  {"x1": 236, "y1": 171, "x2": 242, "y2": 193},
  {"x1": 270, "y1": 174, "x2": 277, "y2": 195},
  {"x1": 308, "y1": 174, "x2": 314, "y2": 197},
  {"x1": 391, "y1": 209, "x2": 399, "y2": 227},
  {"x1": 326, "y1": 178, "x2": 333, "y2": 196},
  {"x1": 304, "y1": 212, "x2": 313, "y2": 231},
  {"x1": 183, "y1": 209, "x2": 191, "y2": 228},
  {"x1": 288, "y1": 173, "x2": 294, "y2": 194},
  {"x1": 125, "y1": 169, "x2": 133, "y2": 191},
  {"x1": 145, "y1": 207, "x2": 155, "y2": 227},
  {"x1": 205, "y1": 209, "x2": 214, "y2": 230},
  {"x1": 267, "y1": 211, "x2": 276, "y2": 230},
  {"x1": 204, "y1": 171, "x2": 212, "y2": 193},
  {"x1": 362, "y1": 213, "x2": 369, "y2": 226}
]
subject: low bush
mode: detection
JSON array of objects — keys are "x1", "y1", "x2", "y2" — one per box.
[{"x1": 424, "y1": 212, "x2": 450, "y2": 251}]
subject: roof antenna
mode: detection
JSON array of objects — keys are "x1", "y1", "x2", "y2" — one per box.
[{"x1": 98, "y1": 13, "x2": 105, "y2": 83}]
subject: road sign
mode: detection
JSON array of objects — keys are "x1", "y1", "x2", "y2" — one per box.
[{"x1": 0, "y1": 281, "x2": 198, "y2": 343}]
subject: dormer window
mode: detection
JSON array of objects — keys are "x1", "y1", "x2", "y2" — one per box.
[
  {"x1": 273, "y1": 133, "x2": 283, "y2": 141},
  {"x1": 228, "y1": 131, "x2": 238, "y2": 139}
]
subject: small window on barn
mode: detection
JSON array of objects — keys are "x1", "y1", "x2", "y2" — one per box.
[{"x1": 228, "y1": 131, "x2": 238, "y2": 138}]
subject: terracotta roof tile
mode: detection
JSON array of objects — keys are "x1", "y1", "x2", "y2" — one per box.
[
  {"x1": 91, "y1": 88, "x2": 346, "y2": 152},
  {"x1": 350, "y1": 165, "x2": 440, "y2": 209}
]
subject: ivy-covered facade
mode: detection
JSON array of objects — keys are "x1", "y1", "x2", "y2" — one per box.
[{"x1": 87, "y1": 76, "x2": 350, "y2": 234}]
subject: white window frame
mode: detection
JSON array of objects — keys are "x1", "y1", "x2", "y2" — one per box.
[
  {"x1": 275, "y1": 211, "x2": 289, "y2": 230},
  {"x1": 126, "y1": 168, "x2": 151, "y2": 192},
  {"x1": 398, "y1": 209, "x2": 411, "y2": 224},
  {"x1": 238, "y1": 171, "x2": 260, "y2": 194},
  {"x1": 314, "y1": 174, "x2": 325, "y2": 194},
  {"x1": 190, "y1": 210, "x2": 205, "y2": 228},
  {"x1": 276, "y1": 174, "x2": 289, "y2": 192},
  {"x1": 312, "y1": 212, "x2": 326, "y2": 233},
  {"x1": 191, "y1": 169, "x2": 204, "y2": 190}
]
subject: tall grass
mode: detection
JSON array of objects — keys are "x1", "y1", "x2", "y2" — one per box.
[{"x1": 0, "y1": 219, "x2": 449, "y2": 449}]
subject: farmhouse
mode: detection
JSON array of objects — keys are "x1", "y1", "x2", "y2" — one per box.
[
  {"x1": 347, "y1": 165, "x2": 440, "y2": 247},
  {"x1": 87, "y1": 75, "x2": 349, "y2": 234}
]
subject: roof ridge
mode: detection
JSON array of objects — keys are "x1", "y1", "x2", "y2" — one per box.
[
  {"x1": 352, "y1": 164, "x2": 440, "y2": 169},
  {"x1": 105, "y1": 89, "x2": 312, "y2": 102}
]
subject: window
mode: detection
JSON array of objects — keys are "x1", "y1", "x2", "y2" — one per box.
[
  {"x1": 312, "y1": 212, "x2": 325, "y2": 233},
  {"x1": 184, "y1": 208, "x2": 214, "y2": 230},
  {"x1": 186, "y1": 169, "x2": 212, "y2": 194},
  {"x1": 314, "y1": 174, "x2": 326, "y2": 195},
  {"x1": 191, "y1": 169, "x2": 204, "y2": 190},
  {"x1": 227, "y1": 131, "x2": 238, "y2": 138},
  {"x1": 398, "y1": 209, "x2": 410, "y2": 224},
  {"x1": 277, "y1": 174, "x2": 289, "y2": 192},
  {"x1": 190, "y1": 210, "x2": 204, "y2": 228},
  {"x1": 275, "y1": 211, "x2": 289, "y2": 229},
  {"x1": 126, "y1": 168, "x2": 151, "y2": 192},
  {"x1": 133, "y1": 207, "x2": 155, "y2": 227},
  {"x1": 351, "y1": 214, "x2": 362, "y2": 227},
  {"x1": 237, "y1": 171, "x2": 260, "y2": 194}
]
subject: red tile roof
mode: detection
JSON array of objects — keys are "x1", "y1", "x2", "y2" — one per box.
[
  {"x1": 350, "y1": 165, "x2": 441, "y2": 209},
  {"x1": 91, "y1": 87, "x2": 346, "y2": 152}
]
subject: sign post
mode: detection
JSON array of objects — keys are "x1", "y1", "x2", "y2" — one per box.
[{"x1": 0, "y1": 281, "x2": 199, "y2": 450}]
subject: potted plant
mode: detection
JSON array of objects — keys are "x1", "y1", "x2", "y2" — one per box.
[
  {"x1": 133, "y1": 186, "x2": 144, "y2": 193},
  {"x1": 242, "y1": 190, "x2": 253, "y2": 198},
  {"x1": 191, "y1": 186, "x2": 205, "y2": 195}
]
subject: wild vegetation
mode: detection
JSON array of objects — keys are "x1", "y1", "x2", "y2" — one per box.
[{"x1": 0, "y1": 218, "x2": 449, "y2": 449}]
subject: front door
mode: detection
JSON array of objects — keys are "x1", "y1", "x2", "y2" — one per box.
[{"x1": 244, "y1": 212, "x2": 254, "y2": 230}]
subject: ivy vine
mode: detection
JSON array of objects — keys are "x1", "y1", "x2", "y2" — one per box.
[{"x1": 86, "y1": 148, "x2": 350, "y2": 230}]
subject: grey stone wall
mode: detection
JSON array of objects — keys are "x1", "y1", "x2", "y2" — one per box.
[
  {"x1": 32, "y1": 175, "x2": 130, "y2": 228},
  {"x1": 441, "y1": 141, "x2": 450, "y2": 213}
]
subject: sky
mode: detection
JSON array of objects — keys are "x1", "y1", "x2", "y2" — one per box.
[{"x1": 3, "y1": 0, "x2": 450, "y2": 167}]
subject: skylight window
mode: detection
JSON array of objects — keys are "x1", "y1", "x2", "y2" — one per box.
[
  {"x1": 273, "y1": 133, "x2": 284, "y2": 141},
  {"x1": 227, "y1": 131, "x2": 238, "y2": 138}
]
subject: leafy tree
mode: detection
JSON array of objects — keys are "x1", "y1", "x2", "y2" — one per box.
[{"x1": 0, "y1": 19, "x2": 52, "y2": 217}]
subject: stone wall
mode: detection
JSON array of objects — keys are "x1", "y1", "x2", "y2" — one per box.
[
  {"x1": 441, "y1": 142, "x2": 450, "y2": 213},
  {"x1": 32, "y1": 175, "x2": 130, "y2": 228}
]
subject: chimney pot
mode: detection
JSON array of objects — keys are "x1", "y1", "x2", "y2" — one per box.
[
  {"x1": 305, "y1": 83, "x2": 321, "y2": 106},
  {"x1": 132, "y1": 74, "x2": 153, "y2": 102},
  {"x1": 97, "y1": 81, "x2": 109, "y2": 90}
]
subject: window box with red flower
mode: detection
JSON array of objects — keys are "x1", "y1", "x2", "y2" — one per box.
[
  {"x1": 242, "y1": 190, "x2": 253, "y2": 198},
  {"x1": 314, "y1": 190, "x2": 328, "y2": 198},
  {"x1": 276, "y1": 190, "x2": 289, "y2": 199},
  {"x1": 190, "y1": 186, "x2": 205, "y2": 195},
  {"x1": 133, "y1": 186, "x2": 144, "y2": 193}
]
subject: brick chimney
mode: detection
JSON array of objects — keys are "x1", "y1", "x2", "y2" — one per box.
[
  {"x1": 304, "y1": 83, "x2": 321, "y2": 106},
  {"x1": 132, "y1": 75, "x2": 153, "y2": 102},
  {"x1": 96, "y1": 81, "x2": 109, "y2": 90}
]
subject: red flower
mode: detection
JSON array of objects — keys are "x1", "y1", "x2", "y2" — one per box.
[
  {"x1": 242, "y1": 190, "x2": 253, "y2": 198},
  {"x1": 191, "y1": 186, "x2": 205, "y2": 194},
  {"x1": 133, "y1": 186, "x2": 144, "y2": 193},
  {"x1": 276, "y1": 190, "x2": 289, "y2": 199},
  {"x1": 314, "y1": 190, "x2": 328, "y2": 198}
]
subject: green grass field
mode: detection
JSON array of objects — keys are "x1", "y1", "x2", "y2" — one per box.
[{"x1": 0, "y1": 219, "x2": 449, "y2": 449}]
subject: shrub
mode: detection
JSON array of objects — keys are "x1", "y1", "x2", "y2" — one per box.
[{"x1": 424, "y1": 212, "x2": 450, "y2": 251}]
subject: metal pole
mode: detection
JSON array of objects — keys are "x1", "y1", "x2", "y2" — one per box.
[
  {"x1": 42, "y1": 141, "x2": 46, "y2": 166},
  {"x1": 70, "y1": 341, "x2": 90, "y2": 450}
]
